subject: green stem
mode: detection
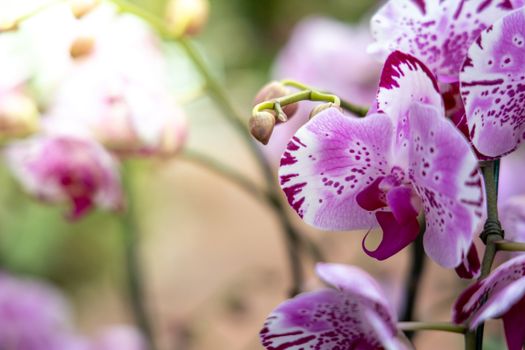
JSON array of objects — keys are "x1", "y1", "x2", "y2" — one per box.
[
  {"x1": 465, "y1": 330, "x2": 477, "y2": 350},
  {"x1": 280, "y1": 79, "x2": 369, "y2": 117},
  {"x1": 495, "y1": 240, "x2": 525, "y2": 252},
  {"x1": 475, "y1": 160, "x2": 504, "y2": 350},
  {"x1": 252, "y1": 90, "x2": 340, "y2": 116},
  {"x1": 119, "y1": 161, "x2": 156, "y2": 350},
  {"x1": 398, "y1": 322, "x2": 466, "y2": 334}
]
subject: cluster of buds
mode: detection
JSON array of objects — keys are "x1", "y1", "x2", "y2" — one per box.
[{"x1": 250, "y1": 80, "x2": 344, "y2": 145}]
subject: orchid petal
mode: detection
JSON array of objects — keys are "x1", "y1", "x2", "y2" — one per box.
[
  {"x1": 502, "y1": 297, "x2": 525, "y2": 350},
  {"x1": 501, "y1": 196, "x2": 525, "y2": 243},
  {"x1": 279, "y1": 109, "x2": 393, "y2": 230},
  {"x1": 315, "y1": 263, "x2": 394, "y2": 312},
  {"x1": 408, "y1": 103, "x2": 484, "y2": 268},
  {"x1": 461, "y1": 7, "x2": 525, "y2": 157},
  {"x1": 455, "y1": 243, "x2": 481, "y2": 279},
  {"x1": 363, "y1": 211, "x2": 420, "y2": 261},
  {"x1": 260, "y1": 265, "x2": 404, "y2": 350},
  {"x1": 453, "y1": 255, "x2": 525, "y2": 328},
  {"x1": 370, "y1": 0, "x2": 515, "y2": 82}
]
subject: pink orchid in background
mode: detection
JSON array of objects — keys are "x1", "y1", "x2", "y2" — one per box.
[
  {"x1": 453, "y1": 254, "x2": 525, "y2": 350},
  {"x1": 37, "y1": 7, "x2": 188, "y2": 157},
  {"x1": 6, "y1": 135, "x2": 123, "y2": 220},
  {"x1": 91, "y1": 326, "x2": 146, "y2": 350},
  {"x1": 279, "y1": 51, "x2": 484, "y2": 270},
  {"x1": 260, "y1": 263, "x2": 408, "y2": 350},
  {"x1": 369, "y1": 0, "x2": 518, "y2": 83},
  {"x1": 262, "y1": 17, "x2": 381, "y2": 167},
  {"x1": 460, "y1": 6, "x2": 525, "y2": 158}
]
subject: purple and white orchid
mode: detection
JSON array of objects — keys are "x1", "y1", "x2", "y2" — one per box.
[
  {"x1": 460, "y1": 6, "x2": 525, "y2": 158},
  {"x1": 260, "y1": 263, "x2": 408, "y2": 350},
  {"x1": 453, "y1": 254, "x2": 525, "y2": 350},
  {"x1": 369, "y1": 0, "x2": 517, "y2": 83},
  {"x1": 279, "y1": 51, "x2": 484, "y2": 270}
]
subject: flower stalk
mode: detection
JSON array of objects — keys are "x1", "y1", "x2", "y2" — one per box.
[
  {"x1": 474, "y1": 159, "x2": 503, "y2": 350},
  {"x1": 119, "y1": 161, "x2": 156, "y2": 350},
  {"x1": 495, "y1": 240, "x2": 525, "y2": 252},
  {"x1": 398, "y1": 322, "x2": 467, "y2": 334}
]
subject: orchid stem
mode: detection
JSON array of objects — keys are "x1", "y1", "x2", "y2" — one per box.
[
  {"x1": 495, "y1": 240, "x2": 525, "y2": 252},
  {"x1": 280, "y1": 79, "x2": 369, "y2": 117},
  {"x1": 474, "y1": 160, "x2": 503, "y2": 350},
  {"x1": 119, "y1": 161, "x2": 156, "y2": 350},
  {"x1": 400, "y1": 225, "x2": 426, "y2": 340},
  {"x1": 398, "y1": 322, "x2": 466, "y2": 334}
]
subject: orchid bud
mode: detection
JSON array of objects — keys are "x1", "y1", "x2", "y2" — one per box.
[
  {"x1": 6, "y1": 135, "x2": 123, "y2": 220},
  {"x1": 309, "y1": 102, "x2": 342, "y2": 119},
  {"x1": 249, "y1": 111, "x2": 276, "y2": 145},
  {"x1": 0, "y1": 19, "x2": 17, "y2": 33},
  {"x1": 0, "y1": 90, "x2": 39, "y2": 140},
  {"x1": 69, "y1": 36, "x2": 95, "y2": 60},
  {"x1": 253, "y1": 81, "x2": 298, "y2": 121},
  {"x1": 165, "y1": 0, "x2": 209, "y2": 37},
  {"x1": 68, "y1": 0, "x2": 99, "y2": 19}
]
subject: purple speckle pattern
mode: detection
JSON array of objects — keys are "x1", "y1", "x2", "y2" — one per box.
[
  {"x1": 279, "y1": 110, "x2": 393, "y2": 231},
  {"x1": 461, "y1": 8, "x2": 525, "y2": 157},
  {"x1": 260, "y1": 264, "x2": 401, "y2": 350},
  {"x1": 408, "y1": 103, "x2": 483, "y2": 268},
  {"x1": 453, "y1": 255, "x2": 525, "y2": 329},
  {"x1": 370, "y1": 0, "x2": 514, "y2": 82}
]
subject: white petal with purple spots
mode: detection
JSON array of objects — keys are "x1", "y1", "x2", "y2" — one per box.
[
  {"x1": 407, "y1": 103, "x2": 484, "y2": 268},
  {"x1": 461, "y1": 7, "x2": 525, "y2": 157},
  {"x1": 279, "y1": 109, "x2": 393, "y2": 231},
  {"x1": 370, "y1": 0, "x2": 515, "y2": 82}
]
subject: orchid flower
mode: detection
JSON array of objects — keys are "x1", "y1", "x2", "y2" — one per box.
[
  {"x1": 260, "y1": 263, "x2": 408, "y2": 350},
  {"x1": 279, "y1": 51, "x2": 484, "y2": 271},
  {"x1": 460, "y1": 6, "x2": 525, "y2": 158},
  {"x1": 369, "y1": 0, "x2": 518, "y2": 84},
  {"x1": 6, "y1": 135, "x2": 123, "y2": 219},
  {"x1": 453, "y1": 254, "x2": 525, "y2": 350}
]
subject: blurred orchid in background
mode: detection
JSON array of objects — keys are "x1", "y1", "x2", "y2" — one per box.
[
  {"x1": 0, "y1": 271, "x2": 145, "y2": 350},
  {"x1": 6, "y1": 135, "x2": 122, "y2": 219}
]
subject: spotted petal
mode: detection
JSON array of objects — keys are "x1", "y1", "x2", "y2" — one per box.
[
  {"x1": 279, "y1": 109, "x2": 393, "y2": 231},
  {"x1": 453, "y1": 255, "x2": 525, "y2": 350},
  {"x1": 408, "y1": 103, "x2": 484, "y2": 268},
  {"x1": 260, "y1": 264, "x2": 404, "y2": 350},
  {"x1": 370, "y1": 0, "x2": 515, "y2": 82},
  {"x1": 461, "y1": 8, "x2": 525, "y2": 157}
]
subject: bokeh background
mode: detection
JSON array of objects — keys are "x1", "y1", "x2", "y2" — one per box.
[{"x1": 0, "y1": 0, "x2": 507, "y2": 349}]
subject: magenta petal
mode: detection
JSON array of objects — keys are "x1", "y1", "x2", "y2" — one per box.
[
  {"x1": 408, "y1": 103, "x2": 484, "y2": 268},
  {"x1": 461, "y1": 8, "x2": 525, "y2": 158},
  {"x1": 363, "y1": 211, "x2": 420, "y2": 261},
  {"x1": 386, "y1": 186, "x2": 418, "y2": 223},
  {"x1": 502, "y1": 297, "x2": 525, "y2": 350},
  {"x1": 260, "y1": 288, "x2": 400, "y2": 350},
  {"x1": 356, "y1": 177, "x2": 386, "y2": 211},
  {"x1": 370, "y1": 0, "x2": 515, "y2": 82},
  {"x1": 454, "y1": 243, "x2": 481, "y2": 279},
  {"x1": 278, "y1": 109, "x2": 394, "y2": 231}
]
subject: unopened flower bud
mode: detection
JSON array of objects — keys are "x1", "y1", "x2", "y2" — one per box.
[
  {"x1": 68, "y1": 0, "x2": 99, "y2": 19},
  {"x1": 0, "y1": 19, "x2": 18, "y2": 33},
  {"x1": 309, "y1": 102, "x2": 342, "y2": 119},
  {"x1": 249, "y1": 111, "x2": 276, "y2": 145},
  {"x1": 0, "y1": 91, "x2": 39, "y2": 140},
  {"x1": 70, "y1": 36, "x2": 95, "y2": 59},
  {"x1": 253, "y1": 81, "x2": 298, "y2": 122},
  {"x1": 165, "y1": 0, "x2": 209, "y2": 37}
]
